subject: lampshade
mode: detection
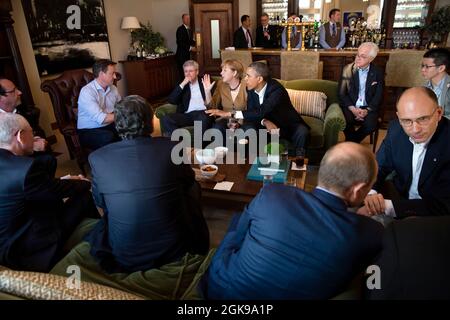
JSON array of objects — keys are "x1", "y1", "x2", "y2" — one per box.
[{"x1": 121, "y1": 17, "x2": 141, "y2": 30}]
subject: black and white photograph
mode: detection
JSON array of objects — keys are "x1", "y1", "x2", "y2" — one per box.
[{"x1": 21, "y1": 0, "x2": 111, "y2": 76}]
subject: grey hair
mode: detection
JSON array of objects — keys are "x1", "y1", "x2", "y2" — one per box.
[
  {"x1": 359, "y1": 42, "x2": 379, "y2": 58},
  {"x1": 0, "y1": 113, "x2": 29, "y2": 146},
  {"x1": 183, "y1": 60, "x2": 199, "y2": 70},
  {"x1": 114, "y1": 95, "x2": 154, "y2": 140},
  {"x1": 318, "y1": 142, "x2": 377, "y2": 194}
]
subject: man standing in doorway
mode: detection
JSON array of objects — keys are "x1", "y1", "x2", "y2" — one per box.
[{"x1": 176, "y1": 13, "x2": 196, "y2": 79}]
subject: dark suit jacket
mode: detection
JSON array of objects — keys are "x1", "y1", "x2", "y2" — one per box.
[
  {"x1": 255, "y1": 25, "x2": 278, "y2": 48},
  {"x1": 207, "y1": 186, "x2": 383, "y2": 299},
  {"x1": 244, "y1": 78, "x2": 309, "y2": 129},
  {"x1": 0, "y1": 149, "x2": 90, "y2": 272},
  {"x1": 86, "y1": 137, "x2": 209, "y2": 273},
  {"x1": 375, "y1": 118, "x2": 450, "y2": 217},
  {"x1": 175, "y1": 24, "x2": 195, "y2": 63},
  {"x1": 168, "y1": 77, "x2": 207, "y2": 113},
  {"x1": 233, "y1": 27, "x2": 252, "y2": 48},
  {"x1": 338, "y1": 62, "x2": 384, "y2": 113},
  {"x1": 367, "y1": 216, "x2": 450, "y2": 299}
]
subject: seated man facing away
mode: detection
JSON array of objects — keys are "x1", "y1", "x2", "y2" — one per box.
[
  {"x1": 360, "y1": 87, "x2": 450, "y2": 218},
  {"x1": 207, "y1": 61, "x2": 309, "y2": 155},
  {"x1": 77, "y1": 59, "x2": 121, "y2": 151},
  {"x1": 422, "y1": 48, "x2": 450, "y2": 119},
  {"x1": 206, "y1": 142, "x2": 383, "y2": 299},
  {"x1": 161, "y1": 60, "x2": 213, "y2": 138},
  {"x1": 338, "y1": 42, "x2": 384, "y2": 143},
  {"x1": 0, "y1": 113, "x2": 99, "y2": 272},
  {"x1": 86, "y1": 95, "x2": 210, "y2": 273}
]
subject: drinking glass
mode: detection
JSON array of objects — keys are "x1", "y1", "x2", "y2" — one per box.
[{"x1": 294, "y1": 148, "x2": 305, "y2": 167}]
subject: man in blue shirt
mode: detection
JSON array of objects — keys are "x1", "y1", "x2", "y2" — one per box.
[
  {"x1": 77, "y1": 59, "x2": 121, "y2": 150},
  {"x1": 281, "y1": 13, "x2": 302, "y2": 49},
  {"x1": 338, "y1": 42, "x2": 384, "y2": 143},
  {"x1": 319, "y1": 9, "x2": 346, "y2": 50}
]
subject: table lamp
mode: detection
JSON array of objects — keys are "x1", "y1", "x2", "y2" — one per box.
[{"x1": 121, "y1": 17, "x2": 141, "y2": 58}]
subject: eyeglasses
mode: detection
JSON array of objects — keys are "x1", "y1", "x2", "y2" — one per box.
[
  {"x1": 421, "y1": 64, "x2": 439, "y2": 69},
  {"x1": 2, "y1": 86, "x2": 16, "y2": 95},
  {"x1": 399, "y1": 107, "x2": 439, "y2": 127}
]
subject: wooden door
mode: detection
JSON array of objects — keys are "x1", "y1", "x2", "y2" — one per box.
[{"x1": 193, "y1": 3, "x2": 233, "y2": 75}]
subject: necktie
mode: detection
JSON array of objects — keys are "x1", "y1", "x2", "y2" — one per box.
[
  {"x1": 332, "y1": 24, "x2": 336, "y2": 37},
  {"x1": 246, "y1": 30, "x2": 252, "y2": 46}
]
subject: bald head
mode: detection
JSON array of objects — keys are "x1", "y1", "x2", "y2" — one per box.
[
  {"x1": 318, "y1": 142, "x2": 377, "y2": 196},
  {"x1": 0, "y1": 113, "x2": 34, "y2": 155},
  {"x1": 396, "y1": 87, "x2": 442, "y2": 143}
]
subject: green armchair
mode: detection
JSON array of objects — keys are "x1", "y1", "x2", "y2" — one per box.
[{"x1": 155, "y1": 79, "x2": 345, "y2": 164}]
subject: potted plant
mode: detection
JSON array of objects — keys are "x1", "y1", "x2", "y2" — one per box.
[
  {"x1": 130, "y1": 22, "x2": 167, "y2": 55},
  {"x1": 423, "y1": 5, "x2": 450, "y2": 48}
]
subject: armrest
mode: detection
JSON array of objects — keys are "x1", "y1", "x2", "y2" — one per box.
[
  {"x1": 322, "y1": 103, "x2": 346, "y2": 150},
  {"x1": 155, "y1": 104, "x2": 177, "y2": 119}
]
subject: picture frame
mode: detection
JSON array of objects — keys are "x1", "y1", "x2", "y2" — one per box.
[
  {"x1": 343, "y1": 11, "x2": 363, "y2": 28},
  {"x1": 21, "y1": 0, "x2": 111, "y2": 76}
]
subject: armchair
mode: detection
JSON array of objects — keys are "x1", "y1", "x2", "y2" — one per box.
[{"x1": 41, "y1": 69, "x2": 121, "y2": 174}]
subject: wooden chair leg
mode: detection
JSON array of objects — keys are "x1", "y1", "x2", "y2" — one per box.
[{"x1": 372, "y1": 129, "x2": 379, "y2": 153}]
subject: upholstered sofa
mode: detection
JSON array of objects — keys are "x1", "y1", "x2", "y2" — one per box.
[{"x1": 155, "y1": 79, "x2": 345, "y2": 164}]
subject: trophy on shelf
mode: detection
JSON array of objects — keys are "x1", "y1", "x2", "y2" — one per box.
[{"x1": 280, "y1": 17, "x2": 314, "y2": 51}]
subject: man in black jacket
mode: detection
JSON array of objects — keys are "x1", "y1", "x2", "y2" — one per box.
[
  {"x1": 233, "y1": 15, "x2": 253, "y2": 49},
  {"x1": 255, "y1": 13, "x2": 278, "y2": 48},
  {"x1": 176, "y1": 14, "x2": 196, "y2": 79},
  {"x1": 338, "y1": 42, "x2": 384, "y2": 143},
  {"x1": 0, "y1": 113, "x2": 99, "y2": 272},
  {"x1": 161, "y1": 60, "x2": 213, "y2": 138}
]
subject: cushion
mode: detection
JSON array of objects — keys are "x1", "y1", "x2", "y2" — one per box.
[
  {"x1": 50, "y1": 242, "x2": 215, "y2": 300},
  {"x1": 286, "y1": 89, "x2": 327, "y2": 120},
  {"x1": 0, "y1": 265, "x2": 143, "y2": 300}
]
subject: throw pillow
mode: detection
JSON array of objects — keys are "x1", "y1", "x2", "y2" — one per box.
[{"x1": 286, "y1": 89, "x2": 327, "y2": 120}]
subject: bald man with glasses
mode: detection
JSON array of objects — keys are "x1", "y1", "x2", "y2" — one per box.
[{"x1": 358, "y1": 87, "x2": 450, "y2": 219}]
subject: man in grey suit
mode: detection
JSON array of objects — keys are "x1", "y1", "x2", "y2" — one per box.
[{"x1": 422, "y1": 48, "x2": 450, "y2": 119}]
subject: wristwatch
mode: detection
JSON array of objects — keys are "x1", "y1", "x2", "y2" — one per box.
[{"x1": 230, "y1": 110, "x2": 236, "y2": 118}]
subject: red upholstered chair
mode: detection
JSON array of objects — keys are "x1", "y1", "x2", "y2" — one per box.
[{"x1": 41, "y1": 69, "x2": 121, "y2": 174}]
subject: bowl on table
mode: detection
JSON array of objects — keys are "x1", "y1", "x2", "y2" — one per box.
[
  {"x1": 195, "y1": 149, "x2": 216, "y2": 164},
  {"x1": 200, "y1": 164, "x2": 218, "y2": 177}
]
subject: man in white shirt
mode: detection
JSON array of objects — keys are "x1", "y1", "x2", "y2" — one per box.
[
  {"x1": 161, "y1": 60, "x2": 213, "y2": 137},
  {"x1": 77, "y1": 59, "x2": 121, "y2": 150},
  {"x1": 422, "y1": 48, "x2": 450, "y2": 119},
  {"x1": 359, "y1": 87, "x2": 450, "y2": 218}
]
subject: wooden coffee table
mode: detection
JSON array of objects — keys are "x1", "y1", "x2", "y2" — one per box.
[{"x1": 193, "y1": 154, "x2": 311, "y2": 204}]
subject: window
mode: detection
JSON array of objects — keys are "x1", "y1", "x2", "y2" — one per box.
[{"x1": 299, "y1": 0, "x2": 322, "y2": 22}]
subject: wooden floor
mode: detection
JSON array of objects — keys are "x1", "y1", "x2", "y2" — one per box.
[{"x1": 52, "y1": 120, "x2": 387, "y2": 249}]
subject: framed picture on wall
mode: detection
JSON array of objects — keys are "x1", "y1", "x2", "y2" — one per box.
[
  {"x1": 343, "y1": 11, "x2": 363, "y2": 28},
  {"x1": 21, "y1": 0, "x2": 111, "y2": 76}
]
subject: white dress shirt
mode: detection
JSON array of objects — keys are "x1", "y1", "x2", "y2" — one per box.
[
  {"x1": 186, "y1": 80, "x2": 206, "y2": 113},
  {"x1": 235, "y1": 83, "x2": 268, "y2": 121}
]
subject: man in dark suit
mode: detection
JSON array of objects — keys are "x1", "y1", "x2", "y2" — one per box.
[
  {"x1": 339, "y1": 42, "x2": 384, "y2": 143},
  {"x1": 366, "y1": 216, "x2": 450, "y2": 299},
  {"x1": 233, "y1": 15, "x2": 253, "y2": 49},
  {"x1": 255, "y1": 13, "x2": 278, "y2": 48},
  {"x1": 86, "y1": 95, "x2": 209, "y2": 273},
  {"x1": 176, "y1": 13, "x2": 196, "y2": 79},
  {"x1": 161, "y1": 60, "x2": 214, "y2": 138},
  {"x1": 359, "y1": 87, "x2": 450, "y2": 218},
  {"x1": 0, "y1": 113, "x2": 99, "y2": 272},
  {"x1": 206, "y1": 142, "x2": 383, "y2": 299}
]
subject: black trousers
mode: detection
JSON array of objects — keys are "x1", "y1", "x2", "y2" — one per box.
[
  {"x1": 77, "y1": 123, "x2": 120, "y2": 151},
  {"x1": 161, "y1": 110, "x2": 213, "y2": 137},
  {"x1": 343, "y1": 108, "x2": 378, "y2": 143}
]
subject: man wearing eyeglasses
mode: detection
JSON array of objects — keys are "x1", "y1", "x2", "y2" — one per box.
[
  {"x1": 359, "y1": 87, "x2": 450, "y2": 218},
  {"x1": 338, "y1": 42, "x2": 384, "y2": 143},
  {"x1": 0, "y1": 77, "x2": 47, "y2": 153},
  {"x1": 422, "y1": 48, "x2": 450, "y2": 120}
]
